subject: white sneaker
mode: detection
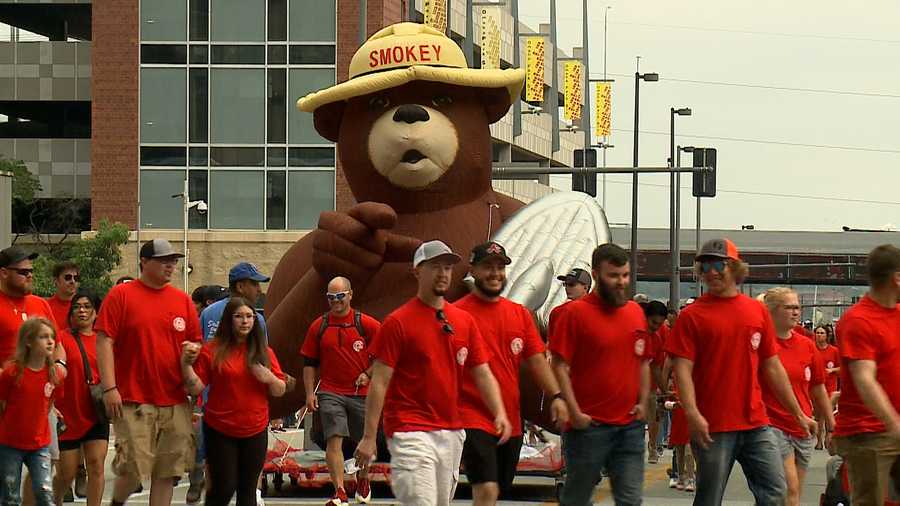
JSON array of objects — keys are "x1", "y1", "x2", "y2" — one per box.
[
  {"x1": 256, "y1": 488, "x2": 265, "y2": 506},
  {"x1": 685, "y1": 479, "x2": 696, "y2": 492},
  {"x1": 668, "y1": 477, "x2": 679, "y2": 488}
]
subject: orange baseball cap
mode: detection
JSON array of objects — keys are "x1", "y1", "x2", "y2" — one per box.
[{"x1": 696, "y1": 238, "x2": 740, "y2": 261}]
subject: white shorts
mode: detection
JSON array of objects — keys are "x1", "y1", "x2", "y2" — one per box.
[{"x1": 388, "y1": 430, "x2": 465, "y2": 506}]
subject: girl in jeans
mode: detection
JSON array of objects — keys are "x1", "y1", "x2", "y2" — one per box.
[
  {"x1": 180, "y1": 297, "x2": 286, "y2": 506},
  {"x1": 0, "y1": 317, "x2": 66, "y2": 506}
]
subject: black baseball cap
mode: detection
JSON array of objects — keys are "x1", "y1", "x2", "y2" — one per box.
[
  {"x1": 557, "y1": 268, "x2": 592, "y2": 288},
  {"x1": 139, "y1": 239, "x2": 184, "y2": 259},
  {"x1": 469, "y1": 241, "x2": 512, "y2": 265},
  {"x1": 0, "y1": 246, "x2": 38, "y2": 268}
]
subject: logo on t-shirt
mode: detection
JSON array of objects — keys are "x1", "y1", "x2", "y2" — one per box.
[
  {"x1": 456, "y1": 347, "x2": 469, "y2": 366},
  {"x1": 750, "y1": 332, "x2": 761, "y2": 350},
  {"x1": 173, "y1": 317, "x2": 186, "y2": 332},
  {"x1": 353, "y1": 339, "x2": 365, "y2": 352},
  {"x1": 44, "y1": 382, "x2": 54, "y2": 398},
  {"x1": 827, "y1": 361, "x2": 834, "y2": 369},
  {"x1": 634, "y1": 338, "x2": 646, "y2": 356},
  {"x1": 804, "y1": 366, "x2": 811, "y2": 382},
  {"x1": 510, "y1": 337, "x2": 523, "y2": 355}
]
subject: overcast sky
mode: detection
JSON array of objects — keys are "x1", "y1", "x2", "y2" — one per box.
[{"x1": 519, "y1": 0, "x2": 900, "y2": 232}]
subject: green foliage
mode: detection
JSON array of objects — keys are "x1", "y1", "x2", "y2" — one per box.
[
  {"x1": 30, "y1": 220, "x2": 130, "y2": 298},
  {"x1": 0, "y1": 156, "x2": 41, "y2": 204}
]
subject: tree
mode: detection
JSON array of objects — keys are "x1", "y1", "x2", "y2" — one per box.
[{"x1": 0, "y1": 156, "x2": 41, "y2": 204}]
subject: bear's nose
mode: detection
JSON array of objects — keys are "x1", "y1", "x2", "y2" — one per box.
[{"x1": 393, "y1": 104, "x2": 430, "y2": 124}]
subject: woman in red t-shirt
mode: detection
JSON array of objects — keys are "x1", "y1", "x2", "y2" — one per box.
[
  {"x1": 0, "y1": 317, "x2": 65, "y2": 506},
  {"x1": 180, "y1": 297, "x2": 286, "y2": 506},
  {"x1": 52, "y1": 290, "x2": 108, "y2": 506}
]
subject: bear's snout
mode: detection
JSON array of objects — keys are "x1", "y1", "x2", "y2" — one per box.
[{"x1": 393, "y1": 104, "x2": 430, "y2": 124}]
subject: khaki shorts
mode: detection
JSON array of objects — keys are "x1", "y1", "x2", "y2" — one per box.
[
  {"x1": 112, "y1": 403, "x2": 195, "y2": 481},
  {"x1": 834, "y1": 432, "x2": 900, "y2": 506}
]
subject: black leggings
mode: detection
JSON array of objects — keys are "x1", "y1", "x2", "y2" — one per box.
[{"x1": 203, "y1": 422, "x2": 268, "y2": 506}]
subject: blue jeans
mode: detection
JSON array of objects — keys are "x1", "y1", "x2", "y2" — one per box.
[
  {"x1": 656, "y1": 411, "x2": 671, "y2": 449},
  {"x1": 0, "y1": 445, "x2": 53, "y2": 506},
  {"x1": 691, "y1": 426, "x2": 786, "y2": 506},
  {"x1": 562, "y1": 421, "x2": 644, "y2": 506}
]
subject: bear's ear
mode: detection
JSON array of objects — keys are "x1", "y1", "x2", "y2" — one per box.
[
  {"x1": 312, "y1": 101, "x2": 347, "y2": 142},
  {"x1": 480, "y1": 87, "x2": 513, "y2": 124}
]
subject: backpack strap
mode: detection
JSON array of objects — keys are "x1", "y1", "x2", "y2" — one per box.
[
  {"x1": 71, "y1": 331, "x2": 94, "y2": 385},
  {"x1": 315, "y1": 312, "x2": 330, "y2": 342},
  {"x1": 354, "y1": 311, "x2": 367, "y2": 341}
]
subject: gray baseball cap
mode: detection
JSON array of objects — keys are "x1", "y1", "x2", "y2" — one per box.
[
  {"x1": 139, "y1": 239, "x2": 185, "y2": 259},
  {"x1": 413, "y1": 240, "x2": 461, "y2": 268}
]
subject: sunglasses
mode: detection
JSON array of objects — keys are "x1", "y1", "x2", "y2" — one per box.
[
  {"x1": 326, "y1": 291, "x2": 349, "y2": 302},
  {"x1": 6, "y1": 267, "x2": 34, "y2": 277},
  {"x1": 435, "y1": 309, "x2": 454, "y2": 335},
  {"x1": 63, "y1": 274, "x2": 80, "y2": 282},
  {"x1": 700, "y1": 260, "x2": 726, "y2": 274}
]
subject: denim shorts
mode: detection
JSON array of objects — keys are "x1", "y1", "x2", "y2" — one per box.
[{"x1": 771, "y1": 426, "x2": 815, "y2": 470}]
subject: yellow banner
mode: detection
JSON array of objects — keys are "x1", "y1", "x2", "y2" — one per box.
[
  {"x1": 595, "y1": 82, "x2": 611, "y2": 136},
  {"x1": 525, "y1": 37, "x2": 545, "y2": 102},
  {"x1": 480, "y1": 6, "x2": 501, "y2": 70},
  {"x1": 564, "y1": 61, "x2": 583, "y2": 121},
  {"x1": 424, "y1": 0, "x2": 447, "y2": 34}
]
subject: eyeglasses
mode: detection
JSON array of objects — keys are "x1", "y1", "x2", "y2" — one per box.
[
  {"x1": 72, "y1": 303, "x2": 93, "y2": 311},
  {"x1": 700, "y1": 260, "x2": 726, "y2": 274},
  {"x1": 6, "y1": 267, "x2": 34, "y2": 277},
  {"x1": 63, "y1": 274, "x2": 80, "y2": 282},
  {"x1": 326, "y1": 291, "x2": 349, "y2": 302},
  {"x1": 435, "y1": 309, "x2": 454, "y2": 334}
]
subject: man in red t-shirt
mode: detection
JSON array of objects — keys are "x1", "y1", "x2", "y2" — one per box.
[
  {"x1": 832, "y1": 244, "x2": 900, "y2": 506},
  {"x1": 354, "y1": 240, "x2": 511, "y2": 505},
  {"x1": 549, "y1": 243, "x2": 651, "y2": 505},
  {"x1": 95, "y1": 239, "x2": 201, "y2": 506},
  {"x1": 665, "y1": 238, "x2": 815, "y2": 506},
  {"x1": 455, "y1": 242, "x2": 568, "y2": 504},
  {"x1": 0, "y1": 246, "x2": 59, "y2": 364},
  {"x1": 46, "y1": 261, "x2": 79, "y2": 331},
  {"x1": 301, "y1": 276, "x2": 380, "y2": 505},
  {"x1": 547, "y1": 268, "x2": 591, "y2": 340}
]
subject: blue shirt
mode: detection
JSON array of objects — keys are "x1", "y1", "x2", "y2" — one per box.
[{"x1": 200, "y1": 297, "x2": 268, "y2": 343}]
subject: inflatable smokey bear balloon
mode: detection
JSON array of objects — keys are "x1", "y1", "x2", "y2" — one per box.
[{"x1": 266, "y1": 23, "x2": 551, "y2": 424}]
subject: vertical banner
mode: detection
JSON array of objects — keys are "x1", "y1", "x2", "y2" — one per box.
[
  {"x1": 424, "y1": 0, "x2": 448, "y2": 34},
  {"x1": 525, "y1": 37, "x2": 545, "y2": 102},
  {"x1": 564, "y1": 61, "x2": 583, "y2": 121},
  {"x1": 595, "y1": 82, "x2": 611, "y2": 136},
  {"x1": 480, "y1": 6, "x2": 501, "y2": 70}
]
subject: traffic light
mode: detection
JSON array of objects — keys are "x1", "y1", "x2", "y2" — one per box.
[
  {"x1": 572, "y1": 148, "x2": 597, "y2": 197},
  {"x1": 692, "y1": 148, "x2": 717, "y2": 197}
]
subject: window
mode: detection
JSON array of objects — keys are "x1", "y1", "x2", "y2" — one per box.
[
  {"x1": 267, "y1": 45, "x2": 287, "y2": 65},
  {"x1": 266, "y1": 171, "x2": 286, "y2": 229},
  {"x1": 141, "y1": 68, "x2": 187, "y2": 143},
  {"x1": 189, "y1": 147, "x2": 208, "y2": 166},
  {"x1": 141, "y1": 44, "x2": 187, "y2": 64},
  {"x1": 267, "y1": 147, "x2": 286, "y2": 167},
  {"x1": 210, "y1": 45, "x2": 265, "y2": 64},
  {"x1": 288, "y1": 171, "x2": 333, "y2": 229},
  {"x1": 288, "y1": 45, "x2": 335, "y2": 65},
  {"x1": 210, "y1": 0, "x2": 265, "y2": 42},
  {"x1": 140, "y1": 146, "x2": 187, "y2": 166},
  {"x1": 210, "y1": 147, "x2": 265, "y2": 166},
  {"x1": 209, "y1": 69, "x2": 265, "y2": 143},
  {"x1": 267, "y1": 69, "x2": 286, "y2": 143},
  {"x1": 188, "y1": 169, "x2": 209, "y2": 229},
  {"x1": 189, "y1": 0, "x2": 209, "y2": 41},
  {"x1": 289, "y1": 0, "x2": 335, "y2": 42},
  {"x1": 288, "y1": 68, "x2": 334, "y2": 144},
  {"x1": 189, "y1": 45, "x2": 209, "y2": 64},
  {"x1": 140, "y1": 170, "x2": 185, "y2": 229},
  {"x1": 141, "y1": 0, "x2": 187, "y2": 41},
  {"x1": 189, "y1": 69, "x2": 208, "y2": 143},
  {"x1": 268, "y1": 0, "x2": 287, "y2": 41},
  {"x1": 288, "y1": 147, "x2": 335, "y2": 167},
  {"x1": 209, "y1": 170, "x2": 265, "y2": 229}
]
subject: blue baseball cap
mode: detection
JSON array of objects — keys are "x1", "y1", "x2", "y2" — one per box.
[{"x1": 228, "y1": 262, "x2": 270, "y2": 284}]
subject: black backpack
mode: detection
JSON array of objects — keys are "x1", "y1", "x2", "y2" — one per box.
[{"x1": 315, "y1": 311, "x2": 367, "y2": 343}]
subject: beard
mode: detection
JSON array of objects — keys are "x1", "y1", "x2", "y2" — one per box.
[
  {"x1": 431, "y1": 285, "x2": 448, "y2": 297},
  {"x1": 474, "y1": 277, "x2": 506, "y2": 298},
  {"x1": 597, "y1": 279, "x2": 627, "y2": 307}
]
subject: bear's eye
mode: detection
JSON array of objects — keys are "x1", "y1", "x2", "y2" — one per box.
[
  {"x1": 369, "y1": 96, "x2": 390, "y2": 110},
  {"x1": 432, "y1": 95, "x2": 453, "y2": 107}
]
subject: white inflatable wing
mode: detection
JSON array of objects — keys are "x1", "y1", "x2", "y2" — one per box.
[{"x1": 494, "y1": 191, "x2": 611, "y2": 328}]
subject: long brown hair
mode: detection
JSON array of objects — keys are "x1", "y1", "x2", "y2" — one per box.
[
  {"x1": 212, "y1": 297, "x2": 270, "y2": 370},
  {"x1": 13, "y1": 317, "x2": 61, "y2": 386}
]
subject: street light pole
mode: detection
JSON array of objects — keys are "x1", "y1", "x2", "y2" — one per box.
[
  {"x1": 631, "y1": 65, "x2": 658, "y2": 294},
  {"x1": 669, "y1": 107, "x2": 691, "y2": 309},
  {"x1": 581, "y1": 0, "x2": 591, "y2": 164}
]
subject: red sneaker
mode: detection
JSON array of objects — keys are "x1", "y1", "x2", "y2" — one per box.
[
  {"x1": 355, "y1": 477, "x2": 371, "y2": 504},
  {"x1": 325, "y1": 487, "x2": 349, "y2": 506}
]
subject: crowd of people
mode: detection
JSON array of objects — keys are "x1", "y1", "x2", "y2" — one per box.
[{"x1": 0, "y1": 236, "x2": 898, "y2": 506}]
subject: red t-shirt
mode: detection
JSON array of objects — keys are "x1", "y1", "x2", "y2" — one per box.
[
  {"x1": 0, "y1": 363, "x2": 64, "y2": 450},
  {"x1": 194, "y1": 342, "x2": 284, "y2": 438},
  {"x1": 549, "y1": 293, "x2": 650, "y2": 426},
  {"x1": 94, "y1": 280, "x2": 201, "y2": 406},
  {"x1": 650, "y1": 325, "x2": 669, "y2": 390},
  {"x1": 817, "y1": 344, "x2": 841, "y2": 394},
  {"x1": 300, "y1": 310, "x2": 380, "y2": 396},
  {"x1": 547, "y1": 300, "x2": 573, "y2": 341},
  {"x1": 762, "y1": 330, "x2": 825, "y2": 438},
  {"x1": 0, "y1": 292, "x2": 58, "y2": 364},
  {"x1": 56, "y1": 329, "x2": 100, "y2": 441},
  {"x1": 370, "y1": 297, "x2": 489, "y2": 437},
  {"x1": 46, "y1": 295, "x2": 72, "y2": 331},
  {"x1": 455, "y1": 294, "x2": 545, "y2": 436},
  {"x1": 834, "y1": 295, "x2": 900, "y2": 437},
  {"x1": 665, "y1": 293, "x2": 778, "y2": 433}
]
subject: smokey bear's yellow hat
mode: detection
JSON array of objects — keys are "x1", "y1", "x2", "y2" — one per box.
[{"x1": 297, "y1": 22, "x2": 525, "y2": 113}]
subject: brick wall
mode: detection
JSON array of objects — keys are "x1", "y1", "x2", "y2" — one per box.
[{"x1": 90, "y1": 0, "x2": 138, "y2": 229}]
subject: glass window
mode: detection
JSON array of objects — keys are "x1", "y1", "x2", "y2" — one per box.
[
  {"x1": 288, "y1": 147, "x2": 334, "y2": 167},
  {"x1": 140, "y1": 170, "x2": 185, "y2": 229},
  {"x1": 267, "y1": 45, "x2": 286, "y2": 65},
  {"x1": 210, "y1": 45, "x2": 265, "y2": 64},
  {"x1": 268, "y1": 0, "x2": 287, "y2": 41},
  {"x1": 188, "y1": 170, "x2": 209, "y2": 229},
  {"x1": 140, "y1": 68, "x2": 186, "y2": 143},
  {"x1": 267, "y1": 147, "x2": 286, "y2": 167},
  {"x1": 288, "y1": 45, "x2": 335, "y2": 65},
  {"x1": 141, "y1": 0, "x2": 187, "y2": 41},
  {"x1": 189, "y1": 0, "x2": 209, "y2": 41},
  {"x1": 210, "y1": 0, "x2": 265, "y2": 42},
  {"x1": 266, "y1": 171, "x2": 286, "y2": 229},
  {"x1": 210, "y1": 147, "x2": 265, "y2": 166},
  {"x1": 141, "y1": 44, "x2": 187, "y2": 64},
  {"x1": 209, "y1": 69, "x2": 265, "y2": 143},
  {"x1": 189, "y1": 147, "x2": 208, "y2": 166},
  {"x1": 140, "y1": 146, "x2": 187, "y2": 166},
  {"x1": 267, "y1": 69, "x2": 286, "y2": 143},
  {"x1": 287, "y1": 170, "x2": 333, "y2": 229},
  {"x1": 189, "y1": 45, "x2": 208, "y2": 63},
  {"x1": 288, "y1": 68, "x2": 334, "y2": 144},
  {"x1": 189, "y1": 69, "x2": 208, "y2": 143},
  {"x1": 289, "y1": 0, "x2": 335, "y2": 42},
  {"x1": 209, "y1": 170, "x2": 264, "y2": 229}
]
